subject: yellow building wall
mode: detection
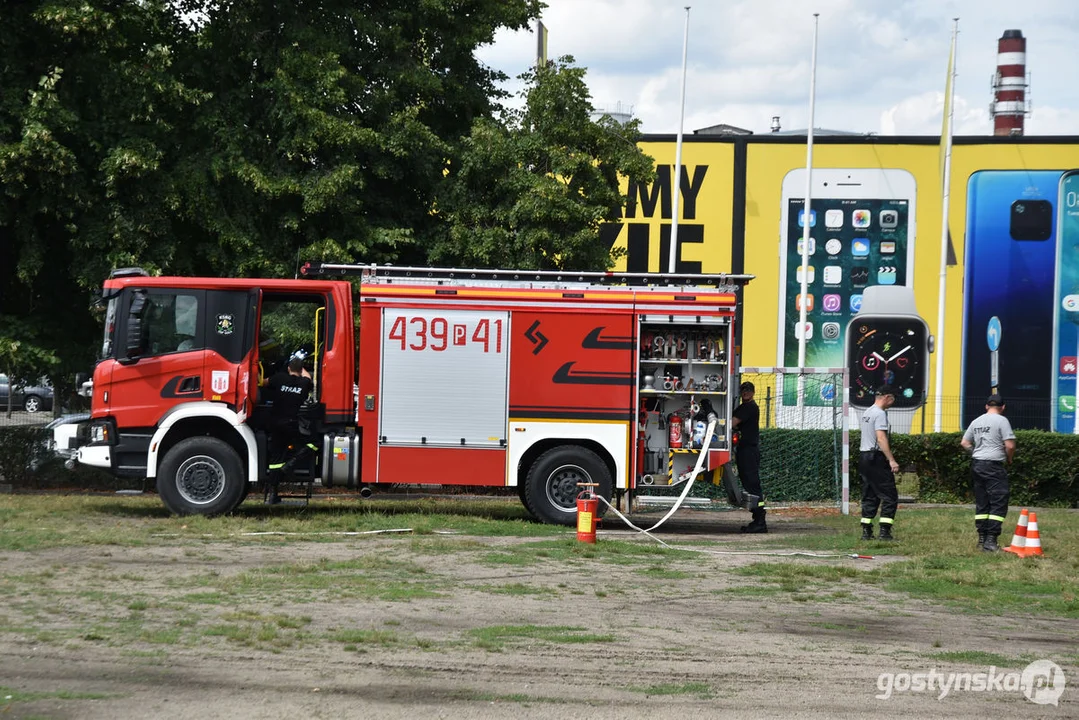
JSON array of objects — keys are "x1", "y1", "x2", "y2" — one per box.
[{"x1": 610, "y1": 136, "x2": 1079, "y2": 432}]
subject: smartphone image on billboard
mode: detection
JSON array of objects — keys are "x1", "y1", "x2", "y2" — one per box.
[
  {"x1": 1051, "y1": 170, "x2": 1079, "y2": 432},
  {"x1": 777, "y1": 168, "x2": 917, "y2": 418},
  {"x1": 961, "y1": 170, "x2": 1062, "y2": 431}
]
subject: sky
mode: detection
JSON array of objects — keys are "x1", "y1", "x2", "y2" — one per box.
[{"x1": 475, "y1": 0, "x2": 1079, "y2": 137}]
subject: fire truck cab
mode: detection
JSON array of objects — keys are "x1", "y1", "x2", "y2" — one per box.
[{"x1": 76, "y1": 264, "x2": 752, "y2": 525}]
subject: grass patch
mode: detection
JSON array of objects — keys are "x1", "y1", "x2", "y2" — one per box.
[
  {"x1": 0, "y1": 495, "x2": 566, "y2": 551},
  {"x1": 927, "y1": 650, "x2": 1031, "y2": 667},
  {"x1": 0, "y1": 685, "x2": 115, "y2": 702},
  {"x1": 638, "y1": 565, "x2": 693, "y2": 579},
  {"x1": 627, "y1": 682, "x2": 713, "y2": 698},
  {"x1": 478, "y1": 538, "x2": 695, "y2": 568},
  {"x1": 469, "y1": 624, "x2": 615, "y2": 652},
  {"x1": 727, "y1": 507, "x2": 1079, "y2": 618},
  {"x1": 453, "y1": 689, "x2": 575, "y2": 705},
  {"x1": 330, "y1": 629, "x2": 399, "y2": 646},
  {"x1": 479, "y1": 583, "x2": 556, "y2": 596}
]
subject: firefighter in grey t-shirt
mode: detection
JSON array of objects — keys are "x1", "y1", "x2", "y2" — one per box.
[
  {"x1": 858, "y1": 384, "x2": 901, "y2": 541},
  {"x1": 960, "y1": 394, "x2": 1017, "y2": 552}
]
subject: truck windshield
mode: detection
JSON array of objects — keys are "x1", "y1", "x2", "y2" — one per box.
[{"x1": 100, "y1": 295, "x2": 118, "y2": 360}]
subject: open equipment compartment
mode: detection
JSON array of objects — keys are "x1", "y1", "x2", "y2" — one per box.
[{"x1": 635, "y1": 314, "x2": 736, "y2": 489}]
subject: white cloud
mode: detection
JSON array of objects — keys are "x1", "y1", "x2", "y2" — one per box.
[{"x1": 477, "y1": 0, "x2": 1079, "y2": 136}]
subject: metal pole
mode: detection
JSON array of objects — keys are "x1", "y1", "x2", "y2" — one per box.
[
  {"x1": 668, "y1": 6, "x2": 691, "y2": 274},
  {"x1": 797, "y1": 13, "x2": 819, "y2": 371},
  {"x1": 934, "y1": 18, "x2": 959, "y2": 432},
  {"x1": 797, "y1": 13, "x2": 819, "y2": 420}
]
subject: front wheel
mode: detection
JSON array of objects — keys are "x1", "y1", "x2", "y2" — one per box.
[
  {"x1": 157, "y1": 437, "x2": 245, "y2": 516},
  {"x1": 524, "y1": 446, "x2": 613, "y2": 526},
  {"x1": 23, "y1": 395, "x2": 41, "y2": 413}
]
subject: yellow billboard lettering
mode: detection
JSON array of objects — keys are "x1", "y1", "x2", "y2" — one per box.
[
  {"x1": 626, "y1": 167, "x2": 669, "y2": 219},
  {"x1": 623, "y1": 222, "x2": 705, "y2": 273},
  {"x1": 626, "y1": 165, "x2": 709, "y2": 220},
  {"x1": 680, "y1": 165, "x2": 709, "y2": 219}
]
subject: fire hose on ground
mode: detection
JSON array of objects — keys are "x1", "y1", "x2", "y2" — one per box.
[{"x1": 583, "y1": 420, "x2": 875, "y2": 560}]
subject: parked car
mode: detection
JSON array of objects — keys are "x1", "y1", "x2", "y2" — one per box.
[
  {"x1": 0, "y1": 374, "x2": 54, "y2": 413},
  {"x1": 25, "y1": 413, "x2": 91, "y2": 472}
]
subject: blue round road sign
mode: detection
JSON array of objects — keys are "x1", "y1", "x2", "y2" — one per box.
[{"x1": 987, "y1": 316, "x2": 1002, "y2": 352}]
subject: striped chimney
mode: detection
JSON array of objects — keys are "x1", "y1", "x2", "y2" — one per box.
[{"x1": 991, "y1": 29, "x2": 1028, "y2": 136}]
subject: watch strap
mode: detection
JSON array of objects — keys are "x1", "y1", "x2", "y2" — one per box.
[{"x1": 857, "y1": 285, "x2": 919, "y2": 316}]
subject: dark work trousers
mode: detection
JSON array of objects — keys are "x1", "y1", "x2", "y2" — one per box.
[
  {"x1": 972, "y1": 459, "x2": 1010, "y2": 537},
  {"x1": 859, "y1": 450, "x2": 898, "y2": 525},
  {"x1": 267, "y1": 419, "x2": 315, "y2": 488},
  {"x1": 736, "y1": 444, "x2": 765, "y2": 518}
]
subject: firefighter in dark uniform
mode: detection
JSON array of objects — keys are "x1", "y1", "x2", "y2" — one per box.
[
  {"x1": 731, "y1": 381, "x2": 766, "y2": 533},
  {"x1": 859, "y1": 384, "x2": 900, "y2": 541},
  {"x1": 960, "y1": 394, "x2": 1016, "y2": 552},
  {"x1": 263, "y1": 355, "x2": 314, "y2": 504}
]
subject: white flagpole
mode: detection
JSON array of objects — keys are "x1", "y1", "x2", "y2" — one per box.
[
  {"x1": 933, "y1": 18, "x2": 959, "y2": 432},
  {"x1": 668, "y1": 6, "x2": 691, "y2": 273},
  {"x1": 797, "y1": 13, "x2": 819, "y2": 370},
  {"x1": 797, "y1": 13, "x2": 820, "y2": 416}
]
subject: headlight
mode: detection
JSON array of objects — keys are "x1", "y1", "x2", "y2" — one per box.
[{"x1": 89, "y1": 422, "x2": 112, "y2": 444}]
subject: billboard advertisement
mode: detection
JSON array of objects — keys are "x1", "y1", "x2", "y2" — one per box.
[{"x1": 607, "y1": 134, "x2": 1079, "y2": 432}]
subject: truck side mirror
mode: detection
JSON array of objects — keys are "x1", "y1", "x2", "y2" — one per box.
[{"x1": 124, "y1": 290, "x2": 149, "y2": 358}]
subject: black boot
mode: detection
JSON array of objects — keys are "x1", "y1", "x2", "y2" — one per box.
[
  {"x1": 878, "y1": 523, "x2": 894, "y2": 541},
  {"x1": 977, "y1": 531, "x2": 987, "y2": 549},
  {"x1": 740, "y1": 509, "x2": 768, "y2": 534},
  {"x1": 982, "y1": 534, "x2": 1000, "y2": 552},
  {"x1": 265, "y1": 471, "x2": 282, "y2": 505},
  {"x1": 860, "y1": 522, "x2": 874, "y2": 541}
]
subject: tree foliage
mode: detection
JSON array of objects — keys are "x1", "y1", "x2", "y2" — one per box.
[
  {"x1": 433, "y1": 56, "x2": 655, "y2": 270},
  {"x1": 0, "y1": 0, "x2": 541, "y2": 389}
]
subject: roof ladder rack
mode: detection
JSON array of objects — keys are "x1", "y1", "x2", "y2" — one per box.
[{"x1": 300, "y1": 262, "x2": 754, "y2": 289}]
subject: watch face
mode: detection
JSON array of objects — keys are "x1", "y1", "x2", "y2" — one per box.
[{"x1": 847, "y1": 317, "x2": 928, "y2": 408}]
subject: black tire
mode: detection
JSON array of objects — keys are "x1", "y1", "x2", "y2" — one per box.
[
  {"x1": 524, "y1": 446, "x2": 613, "y2": 526},
  {"x1": 157, "y1": 436, "x2": 246, "y2": 516},
  {"x1": 517, "y1": 479, "x2": 535, "y2": 518},
  {"x1": 23, "y1": 395, "x2": 42, "y2": 413}
]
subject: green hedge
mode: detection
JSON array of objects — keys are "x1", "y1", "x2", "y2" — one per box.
[
  {"x1": 886, "y1": 430, "x2": 1079, "y2": 507},
  {"x1": 638, "y1": 428, "x2": 1079, "y2": 507}
]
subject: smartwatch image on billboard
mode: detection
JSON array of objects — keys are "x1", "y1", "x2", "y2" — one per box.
[{"x1": 845, "y1": 286, "x2": 934, "y2": 431}]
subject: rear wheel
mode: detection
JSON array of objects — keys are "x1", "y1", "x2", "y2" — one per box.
[
  {"x1": 517, "y1": 480, "x2": 535, "y2": 518},
  {"x1": 524, "y1": 446, "x2": 612, "y2": 526},
  {"x1": 157, "y1": 436, "x2": 245, "y2": 516},
  {"x1": 23, "y1": 395, "x2": 41, "y2": 413}
]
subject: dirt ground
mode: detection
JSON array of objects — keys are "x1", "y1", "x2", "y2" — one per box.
[{"x1": 0, "y1": 510, "x2": 1074, "y2": 719}]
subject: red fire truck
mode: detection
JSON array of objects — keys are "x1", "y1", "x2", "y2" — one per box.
[{"x1": 74, "y1": 263, "x2": 752, "y2": 524}]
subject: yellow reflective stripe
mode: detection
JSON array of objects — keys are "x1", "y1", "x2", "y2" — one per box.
[
  {"x1": 879, "y1": 517, "x2": 894, "y2": 525},
  {"x1": 306, "y1": 443, "x2": 318, "y2": 450},
  {"x1": 268, "y1": 463, "x2": 285, "y2": 469},
  {"x1": 757, "y1": 501, "x2": 766, "y2": 507},
  {"x1": 974, "y1": 514, "x2": 989, "y2": 520},
  {"x1": 860, "y1": 518, "x2": 874, "y2": 524},
  {"x1": 988, "y1": 514, "x2": 1006, "y2": 522}
]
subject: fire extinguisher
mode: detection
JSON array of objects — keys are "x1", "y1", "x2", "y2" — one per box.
[
  {"x1": 576, "y1": 485, "x2": 599, "y2": 544},
  {"x1": 668, "y1": 411, "x2": 683, "y2": 448}
]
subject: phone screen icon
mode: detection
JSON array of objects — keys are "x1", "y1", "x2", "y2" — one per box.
[{"x1": 785, "y1": 188, "x2": 910, "y2": 408}]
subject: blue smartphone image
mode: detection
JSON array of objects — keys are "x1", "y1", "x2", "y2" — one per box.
[
  {"x1": 1051, "y1": 170, "x2": 1079, "y2": 432},
  {"x1": 962, "y1": 169, "x2": 1063, "y2": 431}
]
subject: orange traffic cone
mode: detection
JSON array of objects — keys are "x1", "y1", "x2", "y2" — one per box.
[
  {"x1": 1003, "y1": 508, "x2": 1029, "y2": 555},
  {"x1": 1021, "y1": 512, "x2": 1044, "y2": 557}
]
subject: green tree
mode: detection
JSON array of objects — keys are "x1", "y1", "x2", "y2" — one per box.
[
  {"x1": 1, "y1": 0, "x2": 542, "y2": 391},
  {"x1": 432, "y1": 55, "x2": 655, "y2": 270},
  {"x1": 0, "y1": 1, "x2": 191, "y2": 406}
]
